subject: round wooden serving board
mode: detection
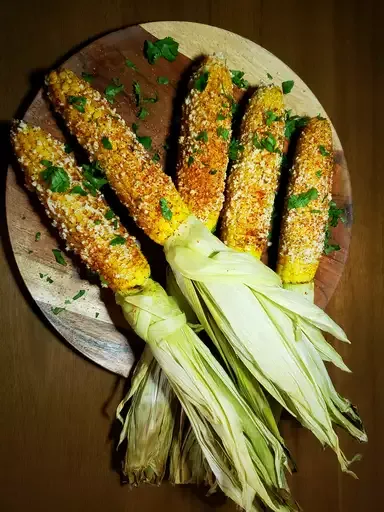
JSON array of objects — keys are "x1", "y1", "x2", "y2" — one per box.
[{"x1": 6, "y1": 21, "x2": 352, "y2": 377}]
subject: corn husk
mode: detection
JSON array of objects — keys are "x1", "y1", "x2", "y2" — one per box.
[
  {"x1": 165, "y1": 216, "x2": 367, "y2": 474},
  {"x1": 116, "y1": 345, "x2": 176, "y2": 485},
  {"x1": 116, "y1": 279, "x2": 294, "y2": 512}
]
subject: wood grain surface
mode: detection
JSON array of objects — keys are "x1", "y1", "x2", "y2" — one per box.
[
  {"x1": 0, "y1": 1, "x2": 382, "y2": 511},
  {"x1": 6, "y1": 21, "x2": 351, "y2": 376}
]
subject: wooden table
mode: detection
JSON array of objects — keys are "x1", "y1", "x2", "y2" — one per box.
[{"x1": 0, "y1": 1, "x2": 382, "y2": 510}]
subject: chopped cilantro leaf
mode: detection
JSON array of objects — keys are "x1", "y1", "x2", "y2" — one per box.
[
  {"x1": 157, "y1": 76, "x2": 169, "y2": 85},
  {"x1": 253, "y1": 132, "x2": 280, "y2": 153},
  {"x1": 46, "y1": 276, "x2": 54, "y2": 284},
  {"x1": 102, "y1": 136, "x2": 112, "y2": 150},
  {"x1": 217, "y1": 112, "x2": 227, "y2": 121},
  {"x1": 100, "y1": 275, "x2": 108, "y2": 286},
  {"x1": 152, "y1": 153, "x2": 160, "y2": 163},
  {"x1": 328, "y1": 200, "x2": 346, "y2": 227},
  {"x1": 288, "y1": 188, "x2": 319, "y2": 209},
  {"x1": 104, "y1": 78, "x2": 124, "y2": 104},
  {"x1": 64, "y1": 143, "x2": 72, "y2": 154},
  {"x1": 132, "y1": 123, "x2": 139, "y2": 134},
  {"x1": 70, "y1": 185, "x2": 87, "y2": 196},
  {"x1": 319, "y1": 145, "x2": 330, "y2": 157},
  {"x1": 113, "y1": 219, "x2": 118, "y2": 230},
  {"x1": 142, "y1": 92, "x2": 158, "y2": 104},
  {"x1": 95, "y1": 312, "x2": 99, "y2": 318},
  {"x1": 282, "y1": 80, "x2": 294, "y2": 94},
  {"x1": 144, "y1": 37, "x2": 179, "y2": 64},
  {"x1": 82, "y1": 161, "x2": 107, "y2": 196},
  {"x1": 159, "y1": 198, "x2": 172, "y2": 221},
  {"x1": 138, "y1": 107, "x2": 149, "y2": 120},
  {"x1": 267, "y1": 72, "x2": 273, "y2": 79},
  {"x1": 110, "y1": 236, "x2": 126, "y2": 246},
  {"x1": 40, "y1": 159, "x2": 52, "y2": 167},
  {"x1": 284, "y1": 110, "x2": 310, "y2": 138},
  {"x1": 72, "y1": 290, "x2": 86, "y2": 301},
  {"x1": 125, "y1": 59, "x2": 137, "y2": 71},
  {"x1": 35, "y1": 232, "x2": 41, "y2": 242},
  {"x1": 51, "y1": 307, "x2": 65, "y2": 315},
  {"x1": 228, "y1": 139, "x2": 244, "y2": 160},
  {"x1": 187, "y1": 156, "x2": 194, "y2": 166},
  {"x1": 324, "y1": 242, "x2": 341, "y2": 255},
  {"x1": 137, "y1": 135, "x2": 152, "y2": 150},
  {"x1": 81, "y1": 72, "x2": 95, "y2": 83},
  {"x1": 39, "y1": 273, "x2": 46, "y2": 279},
  {"x1": 230, "y1": 70, "x2": 249, "y2": 89},
  {"x1": 217, "y1": 126, "x2": 230, "y2": 140},
  {"x1": 311, "y1": 209, "x2": 321, "y2": 214},
  {"x1": 94, "y1": 220, "x2": 102, "y2": 225},
  {"x1": 317, "y1": 113, "x2": 326, "y2": 120},
  {"x1": 68, "y1": 95, "x2": 87, "y2": 113},
  {"x1": 316, "y1": 170, "x2": 322, "y2": 178},
  {"x1": 104, "y1": 209, "x2": 115, "y2": 220},
  {"x1": 194, "y1": 71, "x2": 209, "y2": 92},
  {"x1": 209, "y1": 169, "x2": 218, "y2": 175},
  {"x1": 196, "y1": 131, "x2": 208, "y2": 143},
  {"x1": 52, "y1": 249, "x2": 67, "y2": 266},
  {"x1": 265, "y1": 110, "x2": 280, "y2": 126},
  {"x1": 132, "y1": 81, "x2": 141, "y2": 106},
  {"x1": 40, "y1": 164, "x2": 70, "y2": 193}
]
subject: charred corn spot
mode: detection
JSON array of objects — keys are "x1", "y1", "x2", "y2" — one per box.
[
  {"x1": 177, "y1": 56, "x2": 233, "y2": 231},
  {"x1": 277, "y1": 118, "x2": 333, "y2": 284},
  {"x1": 220, "y1": 85, "x2": 285, "y2": 258},
  {"x1": 47, "y1": 69, "x2": 190, "y2": 246},
  {"x1": 11, "y1": 121, "x2": 150, "y2": 292}
]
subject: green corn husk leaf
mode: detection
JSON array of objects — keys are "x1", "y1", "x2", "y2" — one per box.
[
  {"x1": 116, "y1": 279, "x2": 295, "y2": 512},
  {"x1": 169, "y1": 406, "x2": 216, "y2": 488},
  {"x1": 116, "y1": 345, "x2": 176, "y2": 485},
  {"x1": 164, "y1": 216, "x2": 367, "y2": 474}
]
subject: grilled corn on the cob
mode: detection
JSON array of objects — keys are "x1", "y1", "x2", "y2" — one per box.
[
  {"x1": 47, "y1": 69, "x2": 190, "y2": 246},
  {"x1": 277, "y1": 117, "x2": 333, "y2": 284},
  {"x1": 11, "y1": 121, "x2": 150, "y2": 292},
  {"x1": 177, "y1": 56, "x2": 233, "y2": 230},
  {"x1": 220, "y1": 85, "x2": 285, "y2": 259}
]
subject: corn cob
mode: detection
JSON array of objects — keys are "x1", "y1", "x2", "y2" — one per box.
[
  {"x1": 46, "y1": 69, "x2": 190, "y2": 246},
  {"x1": 220, "y1": 85, "x2": 285, "y2": 259},
  {"x1": 277, "y1": 117, "x2": 333, "y2": 285},
  {"x1": 11, "y1": 121, "x2": 150, "y2": 292},
  {"x1": 177, "y1": 55, "x2": 233, "y2": 230}
]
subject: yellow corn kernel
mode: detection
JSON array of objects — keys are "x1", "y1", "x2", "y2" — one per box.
[
  {"x1": 177, "y1": 55, "x2": 233, "y2": 231},
  {"x1": 277, "y1": 117, "x2": 333, "y2": 284},
  {"x1": 46, "y1": 69, "x2": 190, "y2": 246},
  {"x1": 220, "y1": 85, "x2": 285, "y2": 258},
  {"x1": 11, "y1": 121, "x2": 150, "y2": 292}
]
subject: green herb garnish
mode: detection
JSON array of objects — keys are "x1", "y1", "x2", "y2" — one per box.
[
  {"x1": 100, "y1": 275, "x2": 108, "y2": 286},
  {"x1": 159, "y1": 198, "x2": 172, "y2": 221},
  {"x1": 133, "y1": 81, "x2": 141, "y2": 106},
  {"x1": 157, "y1": 76, "x2": 169, "y2": 85},
  {"x1": 228, "y1": 139, "x2": 244, "y2": 160},
  {"x1": 68, "y1": 96, "x2": 87, "y2": 113},
  {"x1": 110, "y1": 236, "x2": 126, "y2": 246},
  {"x1": 132, "y1": 123, "x2": 139, "y2": 134},
  {"x1": 35, "y1": 232, "x2": 41, "y2": 242},
  {"x1": 230, "y1": 70, "x2": 249, "y2": 89},
  {"x1": 188, "y1": 156, "x2": 194, "y2": 166},
  {"x1": 51, "y1": 307, "x2": 65, "y2": 315},
  {"x1": 72, "y1": 290, "x2": 86, "y2": 301},
  {"x1": 217, "y1": 127, "x2": 230, "y2": 140},
  {"x1": 70, "y1": 185, "x2": 87, "y2": 196},
  {"x1": 81, "y1": 72, "x2": 95, "y2": 83},
  {"x1": 195, "y1": 71, "x2": 209, "y2": 92},
  {"x1": 209, "y1": 169, "x2": 218, "y2": 175},
  {"x1": 104, "y1": 78, "x2": 124, "y2": 104},
  {"x1": 104, "y1": 209, "x2": 115, "y2": 220},
  {"x1": 253, "y1": 133, "x2": 280, "y2": 153},
  {"x1": 52, "y1": 249, "x2": 67, "y2": 266},
  {"x1": 316, "y1": 170, "x2": 322, "y2": 178},
  {"x1": 319, "y1": 145, "x2": 330, "y2": 157},
  {"x1": 152, "y1": 153, "x2": 160, "y2": 163},
  {"x1": 288, "y1": 188, "x2": 319, "y2": 209},
  {"x1": 137, "y1": 135, "x2": 152, "y2": 150},
  {"x1": 217, "y1": 112, "x2": 227, "y2": 121},
  {"x1": 311, "y1": 209, "x2": 321, "y2": 214},
  {"x1": 265, "y1": 110, "x2": 280, "y2": 126},
  {"x1": 144, "y1": 37, "x2": 179, "y2": 64},
  {"x1": 284, "y1": 110, "x2": 310, "y2": 138},
  {"x1": 94, "y1": 220, "x2": 102, "y2": 225},
  {"x1": 282, "y1": 80, "x2": 294, "y2": 94},
  {"x1": 137, "y1": 107, "x2": 148, "y2": 120},
  {"x1": 125, "y1": 59, "x2": 138, "y2": 71},
  {"x1": 40, "y1": 162, "x2": 70, "y2": 193},
  {"x1": 46, "y1": 276, "x2": 54, "y2": 284},
  {"x1": 267, "y1": 72, "x2": 273, "y2": 79},
  {"x1": 64, "y1": 143, "x2": 72, "y2": 154},
  {"x1": 82, "y1": 161, "x2": 108, "y2": 196},
  {"x1": 196, "y1": 131, "x2": 208, "y2": 143},
  {"x1": 102, "y1": 136, "x2": 112, "y2": 150}
]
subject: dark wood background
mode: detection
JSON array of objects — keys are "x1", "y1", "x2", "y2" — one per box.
[{"x1": 0, "y1": 1, "x2": 382, "y2": 511}]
